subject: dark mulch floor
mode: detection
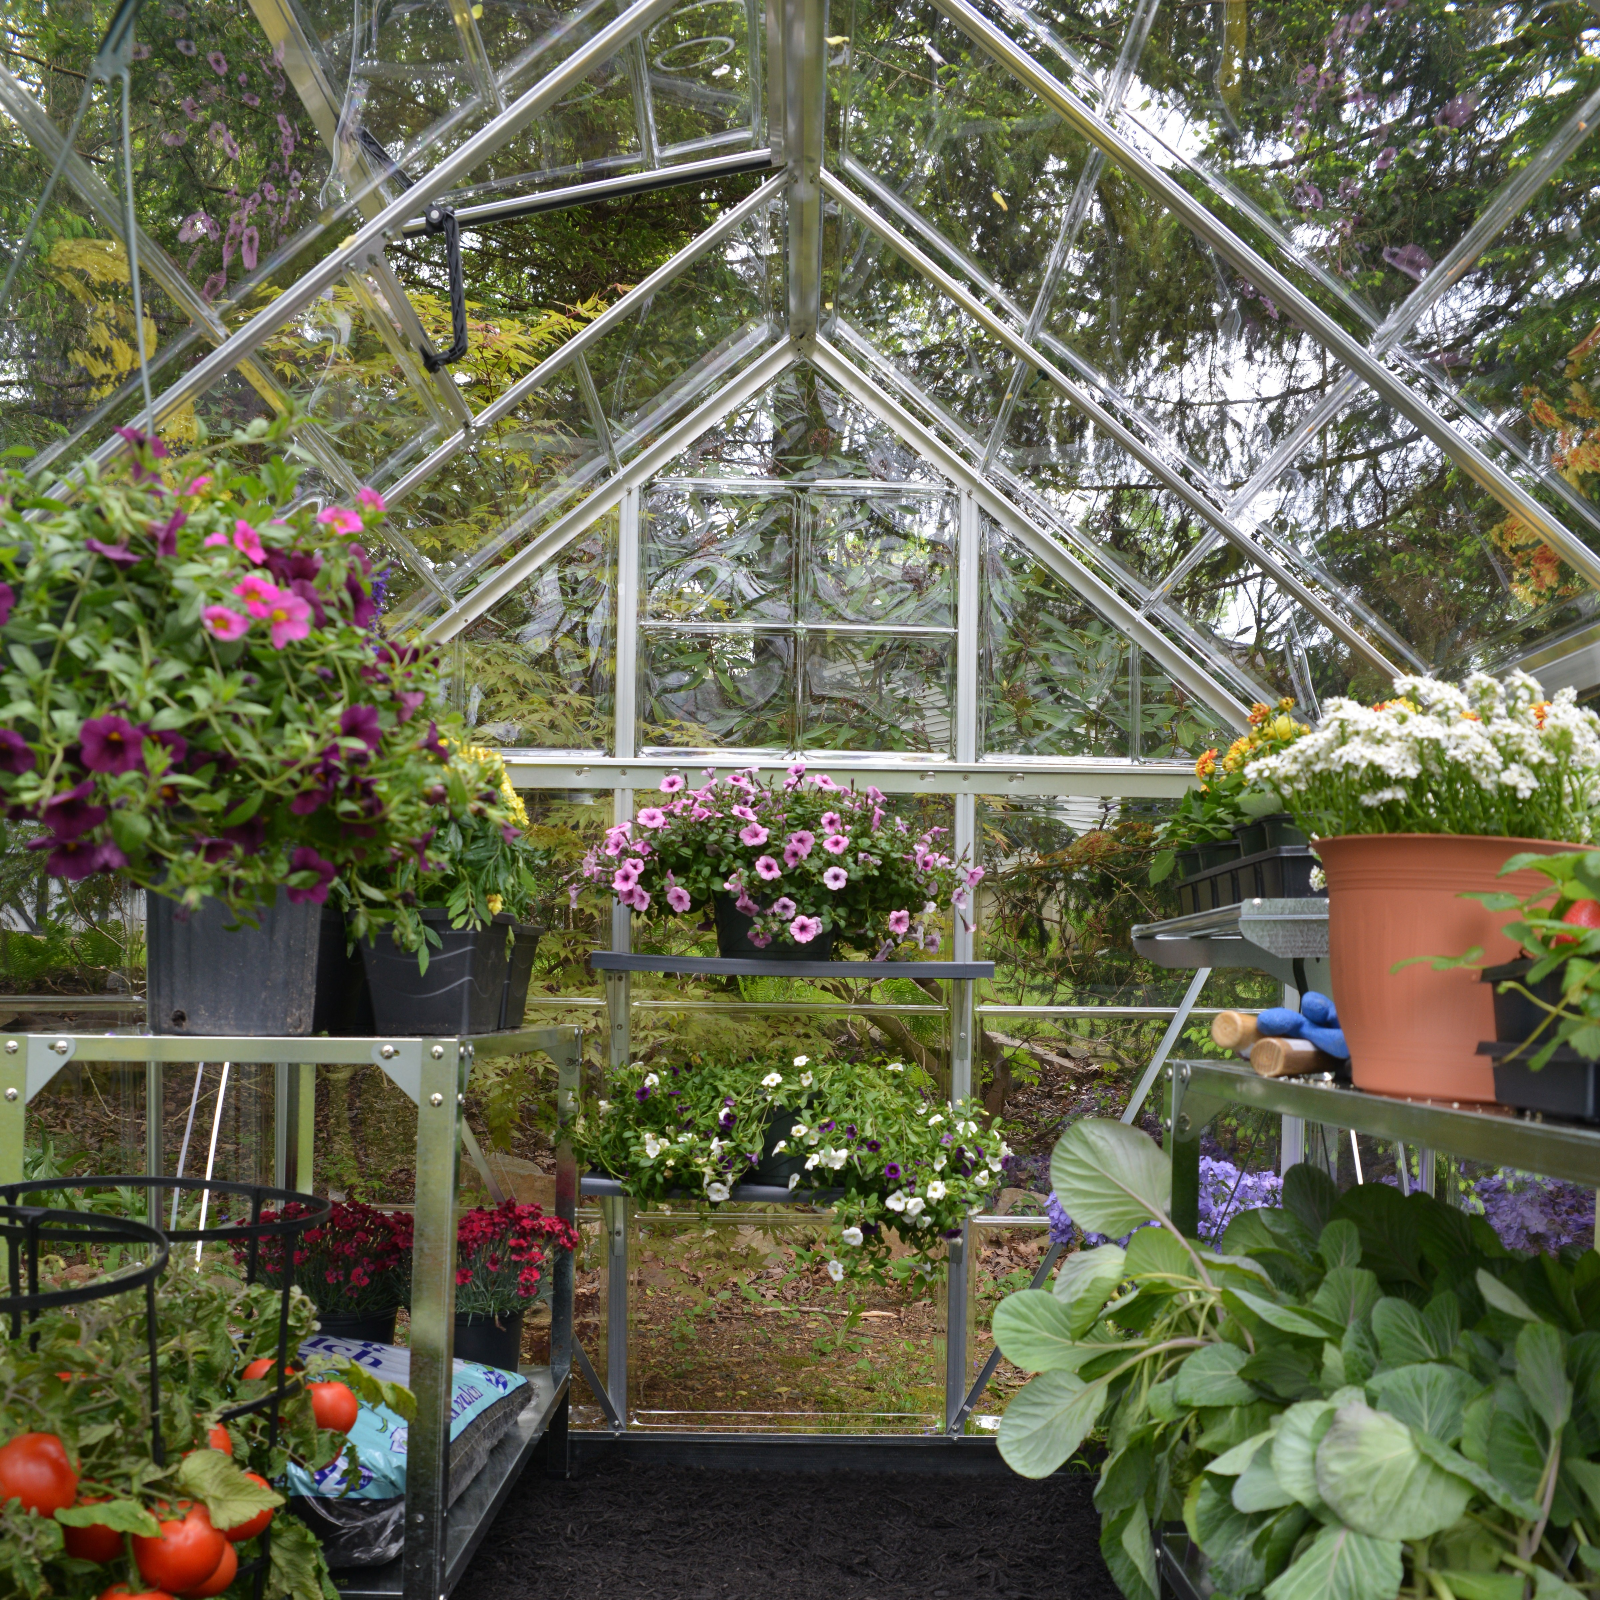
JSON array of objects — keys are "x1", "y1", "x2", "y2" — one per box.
[{"x1": 458, "y1": 1453, "x2": 1121, "y2": 1600}]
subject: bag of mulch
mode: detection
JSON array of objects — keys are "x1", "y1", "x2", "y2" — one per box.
[{"x1": 287, "y1": 1335, "x2": 529, "y2": 1568}]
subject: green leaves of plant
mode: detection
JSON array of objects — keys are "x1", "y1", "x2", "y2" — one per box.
[
  {"x1": 1367, "y1": 1363, "x2": 1480, "y2": 1445},
  {"x1": 177, "y1": 1448, "x2": 284, "y2": 1532},
  {"x1": 1050, "y1": 1120, "x2": 1172, "y2": 1239},
  {"x1": 1314, "y1": 1402, "x2": 1473, "y2": 1540},
  {"x1": 1516, "y1": 1320, "x2": 1572, "y2": 1435},
  {"x1": 996, "y1": 1370, "x2": 1107, "y2": 1479},
  {"x1": 1261, "y1": 1524, "x2": 1403, "y2": 1600},
  {"x1": 55, "y1": 1498, "x2": 159, "y2": 1536},
  {"x1": 993, "y1": 1291, "x2": 1104, "y2": 1373},
  {"x1": 1175, "y1": 1342, "x2": 1257, "y2": 1407},
  {"x1": 1051, "y1": 1243, "x2": 1127, "y2": 1338},
  {"x1": 1478, "y1": 1268, "x2": 1540, "y2": 1321}
]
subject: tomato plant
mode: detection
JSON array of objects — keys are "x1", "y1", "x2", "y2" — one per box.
[
  {"x1": 132, "y1": 1502, "x2": 226, "y2": 1593},
  {"x1": 0, "y1": 1431, "x2": 79, "y2": 1516},
  {"x1": 306, "y1": 1382, "x2": 358, "y2": 1435},
  {"x1": 221, "y1": 1473, "x2": 275, "y2": 1543},
  {"x1": 177, "y1": 1536, "x2": 236, "y2": 1598}
]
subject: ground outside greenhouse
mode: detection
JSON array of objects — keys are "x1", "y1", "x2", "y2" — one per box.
[{"x1": 456, "y1": 1452, "x2": 1121, "y2": 1600}]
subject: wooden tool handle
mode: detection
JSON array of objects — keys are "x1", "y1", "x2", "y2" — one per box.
[
  {"x1": 1249, "y1": 1036, "x2": 1335, "y2": 1079},
  {"x1": 1211, "y1": 1011, "x2": 1261, "y2": 1054}
]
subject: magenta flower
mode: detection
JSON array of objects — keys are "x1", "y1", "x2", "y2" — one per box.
[
  {"x1": 622, "y1": 857, "x2": 645, "y2": 878},
  {"x1": 823, "y1": 866, "x2": 847, "y2": 890},
  {"x1": 1374, "y1": 146, "x2": 1397, "y2": 171},
  {"x1": 39, "y1": 781, "x2": 105, "y2": 840},
  {"x1": 866, "y1": 785, "x2": 884, "y2": 803},
  {"x1": 176, "y1": 38, "x2": 196, "y2": 53},
  {"x1": 202, "y1": 605, "x2": 249, "y2": 641},
  {"x1": 821, "y1": 811, "x2": 842, "y2": 833},
  {"x1": 770, "y1": 896, "x2": 797, "y2": 918},
  {"x1": 150, "y1": 510, "x2": 185, "y2": 556},
  {"x1": 787, "y1": 830, "x2": 814, "y2": 857},
  {"x1": 204, "y1": 531, "x2": 229, "y2": 551},
  {"x1": 38, "y1": 836, "x2": 124, "y2": 880},
  {"x1": 660, "y1": 774, "x2": 686, "y2": 793},
  {"x1": 340, "y1": 703, "x2": 383, "y2": 752},
  {"x1": 233, "y1": 519, "x2": 266, "y2": 563},
  {"x1": 789, "y1": 915, "x2": 822, "y2": 943},
  {"x1": 755, "y1": 855, "x2": 782, "y2": 881},
  {"x1": 0, "y1": 730, "x2": 34, "y2": 773},
  {"x1": 233, "y1": 571, "x2": 278, "y2": 607},
  {"x1": 813, "y1": 775, "x2": 838, "y2": 790},
  {"x1": 637, "y1": 806, "x2": 667, "y2": 828},
  {"x1": 613, "y1": 867, "x2": 639, "y2": 893},
  {"x1": 0, "y1": 581, "x2": 13, "y2": 625},
  {"x1": 629, "y1": 885, "x2": 652, "y2": 912},
  {"x1": 286, "y1": 845, "x2": 336, "y2": 904},
  {"x1": 666, "y1": 885, "x2": 692, "y2": 913},
  {"x1": 822, "y1": 834, "x2": 849, "y2": 855},
  {"x1": 732, "y1": 805, "x2": 758, "y2": 822},
  {"x1": 749, "y1": 931, "x2": 772, "y2": 947},
  {"x1": 888, "y1": 910, "x2": 911, "y2": 934},
  {"x1": 786, "y1": 761, "x2": 806, "y2": 779},
  {"x1": 966, "y1": 866, "x2": 985, "y2": 886},
  {"x1": 357, "y1": 486, "x2": 387, "y2": 513},
  {"x1": 317, "y1": 507, "x2": 363, "y2": 535},
  {"x1": 80, "y1": 714, "x2": 147, "y2": 775},
  {"x1": 783, "y1": 843, "x2": 806, "y2": 867},
  {"x1": 735, "y1": 890, "x2": 759, "y2": 915},
  {"x1": 739, "y1": 823, "x2": 769, "y2": 846},
  {"x1": 207, "y1": 50, "x2": 227, "y2": 73},
  {"x1": 86, "y1": 536, "x2": 139, "y2": 569}
]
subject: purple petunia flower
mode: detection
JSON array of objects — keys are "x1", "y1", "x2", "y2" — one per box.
[
  {"x1": 79, "y1": 714, "x2": 148, "y2": 775},
  {"x1": 0, "y1": 730, "x2": 35, "y2": 774}
]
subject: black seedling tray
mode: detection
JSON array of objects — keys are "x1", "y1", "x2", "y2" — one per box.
[
  {"x1": 1478, "y1": 1040, "x2": 1600, "y2": 1123},
  {"x1": 1176, "y1": 845, "x2": 1324, "y2": 917}
]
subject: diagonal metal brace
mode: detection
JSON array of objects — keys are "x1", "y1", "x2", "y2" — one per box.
[{"x1": 947, "y1": 1239, "x2": 1063, "y2": 1435}]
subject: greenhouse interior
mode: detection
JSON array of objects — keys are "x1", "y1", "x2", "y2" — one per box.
[{"x1": 1, "y1": 0, "x2": 1600, "y2": 1593}]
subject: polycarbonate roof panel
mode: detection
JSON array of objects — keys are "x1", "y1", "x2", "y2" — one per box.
[{"x1": 5, "y1": 0, "x2": 1600, "y2": 735}]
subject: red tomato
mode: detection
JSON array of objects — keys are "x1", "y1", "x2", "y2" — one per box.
[
  {"x1": 307, "y1": 1381, "x2": 359, "y2": 1434},
  {"x1": 239, "y1": 1358, "x2": 297, "y2": 1382},
  {"x1": 132, "y1": 1502, "x2": 227, "y2": 1595},
  {"x1": 205, "y1": 1426, "x2": 231, "y2": 1456},
  {"x1": 99, "y1": 1587, "x2": 176, "y2": 1600},
  {"x1": 0, "y1": 1432, "x2": 78, "y2": 1516},
  {"x1": 63, "y1": 1500, "x2": 124, "y2": 1563},
  {"x1": 221, "y1": 1475, "x2": 275, "y2": 1543},
  {"x1": 178, "y1": 1540, "x2": 236, "y2": 1598}
]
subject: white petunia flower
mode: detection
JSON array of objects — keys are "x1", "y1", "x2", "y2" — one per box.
[
  {"x1": 841, "y1": 1226, "x2": 864, "y2": 1246},
  {"x1": 927, "y1": 1112, "x2": 945, "y2": 1125},
  {"x1": 762, "y1": 1072, "x2": 783, "y2": 1088},
  {"x1": 800, "y1": 1071, "x2": 814, "y2": 1088},
  {"x1": 643, "y1": 1072, "x2": 659, "y2": 1087},
  {"x1": 886, "y1": 1061, "x2": 904, "y2": 1072},
  {"x1": 677, "y1": 1131, "x2": 693, "y2": 1143},
  {"x1": 806, "y1": 1153, "x2": 822, "y2": 1170},
  {"x1": 827, "y1": 1260, "x2": 845, "y2": 1282},
  {"x1": 886, "y1": 1191, "x2": 908, "y2": 1212},
  {"x1": 926, "y1": 1179, "x2": 947, "y2": 1201},
  {"x1": 772, "y1": 1140, "x2": 788, "y2": 1154},
  {"x1": 788, "y1": 1173, "x2": 801, "y2": 1190},
  {"x1": 706, "y1": 1182, "x2": 730, "y2": 1202},
  {"x1": 597, "y1": 1100, "x2": 609, "y2": 1114},
  {"x1": 793, "y1": 1055, "x2": 810, "y2": 1067},
  {"x1": 825, "y1": 1148, "x2": 848, "y2": 1170},
  {"x1": 643, "y1": 1133, "x2": 664, "y2": 1159},
  {"x1": 904, "y1": 1196, "x2": 926, "y2": 1217},
  {"x1": 933, "y1": 1154, "x2": 947, "y2": 1171},
  {"x1": 791, "y1": 1123, "x2": 807, "y2": 1137}
]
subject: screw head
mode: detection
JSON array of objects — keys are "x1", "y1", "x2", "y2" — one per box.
[
  {"x1": 1176, "y1": 1112, "x2": 1191, "y2": 1134},
  {"x1": 3, "y1": 1041, "x2": 16, "y2": 1054},
  {"x1": 1180, "y1": 1064, "x2": 1191, "y2": 1083},
  {"x1": 53, "y1": 1039, "x2": 69, "y2": 1054},
  {"x1": 4, "y1": 1088, "x2": 17, "y2": 1102},
  {"x1": 431, "y1": 1045, "x2": 445, "y2": 1059},
  {"x1": 380, "y1": 1044, "x2": 397, "y2": 1059},
  {"x1": 429, "y1": 1092, "x2": 444, "y2": 1107},
  {"x1": 457, "y1": 1093, "x2": 465, "y2": 1106}
]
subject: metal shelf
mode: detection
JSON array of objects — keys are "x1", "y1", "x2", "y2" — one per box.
[
  {"x1": 590, "y1": 952, "x2": 994, "y2": 979},
  {"x1": 1131, "y1": 898, "x2": 1328, "y2": 989},
  {"x1": 1171, "y1": 1057, "x2": 1600, "y2": 1190},
  {"x1": 332, "y1": 1368, "x2": 568, "y2": 1598}
]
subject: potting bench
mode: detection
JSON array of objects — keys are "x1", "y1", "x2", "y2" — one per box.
[{"x1": 0, "y1": 1023, "x2": 580, "y2": 1600}]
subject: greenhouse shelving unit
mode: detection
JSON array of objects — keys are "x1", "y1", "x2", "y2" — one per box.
[
  {"x1": 0, "y1": 1023, "x2": 581, "y2": 1600},
  {"x1": 588, "y1": 949, "x2": 998, "y2": 1437}
]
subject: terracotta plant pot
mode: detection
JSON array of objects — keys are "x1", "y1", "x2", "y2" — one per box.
[{"x1": 1318, "y1": 833, "x2": 1579, "y2": 1102}]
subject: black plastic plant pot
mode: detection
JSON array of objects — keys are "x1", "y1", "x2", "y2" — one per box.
[
  {"x1": 314, "y1": 1308, "x2": 398, "y2": 1343},
  {"x1": 1481, "y1": 959, "x2": 1566, "y2": 1045},
  {"x1": 1479, "y1": 1042, "x2": 1600, "y2": 1122},
  {"x1": 312, "y1": 905, "x2": 375, "y2": 1036},
  {"x1": 755, "y1": 1096, "x2": 817, "y2": 1187},
  {"x1": 1195, "y1": 839, "x2": 1242, "y2": 871},
  {"x1": 454, "y1": 1309, "x2": 523, "y2": 1371},
  {"x1": 146, "y1": 889, "x2": 321, "y2": 1036},
  {"x1": 712, "y1": 894, "x2": 837, "y2": 960},
  {"x1": 1234, "y1": 814, "x2": 1309, "y2": 854},
  {"x1": 496, "y1": 918, "x2": 542, "y2": 1031},
  {"x1": 360, "y1": 910, "x2": 509, "y2": 1036}
]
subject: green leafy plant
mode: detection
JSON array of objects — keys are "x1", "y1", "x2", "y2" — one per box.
[
  {"x1": 572, "y1": 1048, "x2": 1010, "y2": 1283},
  {"x1": 0, "y1": 419, "x2": 453, "y2": 926},
  {"x1": 0, "y1": 1252, "x2": 415, "y2": 1599},
  {"x1": 993, "y1": 1117, "x2": 1600, "y2": 1600}
]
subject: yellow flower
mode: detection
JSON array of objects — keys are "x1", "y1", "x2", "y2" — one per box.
[
  {"x1": 487, "y1": 894, "x2": 504, "y2": 913},
  {"x1": 1195, "y1": 748, "x2": 1218, "y2": 780}
]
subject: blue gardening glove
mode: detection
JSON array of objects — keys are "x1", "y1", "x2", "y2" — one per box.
[
  {"x1": 1300, "y1": 991, "x2": 1339, "y2": 1027},
  {"x1": 1257, "y1": 995, "x2": 1349, "y2": 1060}
]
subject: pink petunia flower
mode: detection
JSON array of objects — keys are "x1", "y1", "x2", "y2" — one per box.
[
  {"x1": 821, "y1": 811, "x2": 842, "y2": 834},
  {"x1": 783, "y1": 843, "x2": 806, "y2": 868},
  {"x1": 232, "y1": 571, "x2": 279, "y2": 608},
  {"x1": 823, "y1": 834, "x2": 849, "y2": 855},
  {"x1": 247, "y1": 587, "x2": 313, "y2": 647},
  {"x1": 966, "y1": 866, "x2": 986, "y2": 887},
  {"x1": 637, "y1": 806, "x2": 667, "y2": 828},
  {"x1": 739, "y1": 823, "x2": 769, "y2": 846},
  {"x1": 204, "y1": 531, "x2": 229, "y2": 550},
  {"x1": 755, "y1": 856, "x2": 782, "y2": 881},
  {"x1": 666, "y1": 885, "x2": 692, "y2": 913},
  {"x1": 317, "y1": 507, "x2": 363, "y2": 535},
  {"x1": 357, "y1": 486, "x2": 387, "y2": 513},
  {"x1": 629, "y1": 886, "x2": 651, "y2": 912},
  {"x1": 233, "y1": 519, "x2": 266, "y2": 563},
  {"x1": 813, "y1": 774, "x2": 838, "y2": 790},
  {"x1": 770, "y1": 897, "x2": 797, "y2": 918},
  {"x1": 866, "y1": 785, "x2": 885, "y2": 803},
  {"x1": 787, "y1": 830, "x2": 814, "y2": 857},
  {"x1": 202, "y1": 605, "x2": 249, "y2": 641},
  {"x1": 888, "y1": 910, "x2": 911, "y2": 934},
  {"x1": 789, "y1": 915, "x2": 822, "y2": 943},
  {"x1": 735, "y1": 890, "x2": 759, "y2": 915},
  {"x1": 786, "y1": 761, "x2": 807, "y2": 779},
  {"x1": 732, "y1": 805, "x2": 758, "y2": 822},
  {"x1": 660, "y1": 774, "x2": 686, "y2": 793},
  {"x1": 823, "y1": 866, "x2": 847, "y2": 890},
  {"x1": 621, "y1": 858, "x2": 644, "y2": 877},
  {"x1": 185, "y1": 475, "x2": 213, "y2": 495}
]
